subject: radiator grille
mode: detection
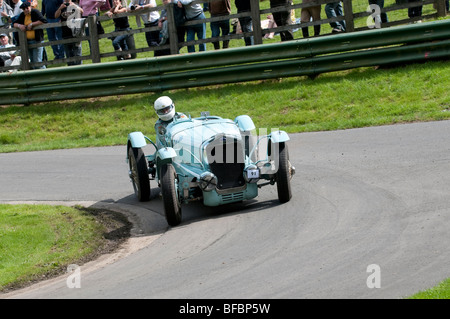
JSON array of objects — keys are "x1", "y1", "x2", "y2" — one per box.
[
  {"x1": 222, "y1": 192, "x2": 244, "y2": 202},
  {"x1": 206, "y1": 136, "x2": 245, "y2": 190}
]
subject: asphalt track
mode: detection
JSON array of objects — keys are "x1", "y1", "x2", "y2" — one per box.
[{"x1": 1, "y1": 121, "x2": 449, "y2": 299}]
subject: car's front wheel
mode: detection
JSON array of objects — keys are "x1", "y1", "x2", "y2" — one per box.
[
  {"x1": 128, "y1": 146, "x2": 150, "y2": 201},
  {"x1": 161, "y1": 163, "x2": 182, "y2": 226},
  {"x1": 276, "y1": 142, "x2": 292, "y2": 203}
]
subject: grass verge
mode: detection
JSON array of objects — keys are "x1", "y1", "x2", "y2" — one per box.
[
  {"x1": 1, "y1": 60, "x2": 450, "y2": 153},
  {"x1": 408, "y1": 278, "x2": 450, "y2": 299},
  {"x1": 0, "y1": 204, "x2": 131, "y2": 293}
]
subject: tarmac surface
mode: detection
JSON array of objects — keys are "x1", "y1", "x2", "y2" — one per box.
[{"x1": 1, "y1": 121, "x2": 449, "y2": 298}]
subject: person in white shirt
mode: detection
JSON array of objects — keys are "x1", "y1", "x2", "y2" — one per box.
[
  {"x1": 0, "y1": 33, "x2": 21, "y2": 71},
  {"x1": 8, "y1": 0, "x2": 22, "y2": 17},
  {"x1": 128, "y1": 0, "x2": 160, "y2": 53}
]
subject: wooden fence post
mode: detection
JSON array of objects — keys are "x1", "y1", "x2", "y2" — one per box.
[
  {"x1": 88, "y1": 15, "x2": 101, "y2": 63},
  {"x1": 167, "y1": 3, "x2": 180, "y2": 55},
  {"x1": 17, "y1": 29, "x2": 30, "y2": 70},
  {"x1": 250, "y1": 0, "x2": 262, "y2": 45},
  {"x1": 342, "y1": 0, "x2": 354, "y2": 33},
  {"x1": 435, "y1": 0, "x2": 447, "y2": 17}
]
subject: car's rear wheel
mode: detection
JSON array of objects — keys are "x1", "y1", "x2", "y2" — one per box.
[
  {"x1": 128, "y1": 146, "x2": 150, "y2": 201},
  {"x1": 161, "y1": 163, "x2": 182, "y2": 226},
  {"x1": 276, "y1": 142, "x2": 292, "y2": 203}
]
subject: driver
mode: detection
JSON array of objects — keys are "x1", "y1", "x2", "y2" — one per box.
[{"x1": 154, "y1": 96, "x2": 187, "y2": 147}]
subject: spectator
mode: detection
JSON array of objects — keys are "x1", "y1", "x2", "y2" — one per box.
[
  {"x1": 79, "y1": 0, "x2": 104, "y2": 39},
  {"x1": 229, "y1": 17, "x2": 238, "y2": 34},
  {"x1": 155, "y1": 0, "x2": 170, "y2": 55},
  {"x1": 177, "y1": 0, "x2": 206, "y2": 52},
  {"x1": 6, "y1": 0, "x2": 21, "y2": 45},
  {"x1": 79, "y1": 0, "x2": 100, "y2": 16},
  {"x1": 1, "y1": 0, "x2": 12, "y2": 16},
  {"x1": 209, "y1": 0, "x2": 230, "y2": 49},
  {"x1": 1, "y1": 0, "x2": 13, "y2": 34},
  {"x1": 325, "y1": 1, "x2": 345, "y2": 33},
  {"x1": 301, "y1": 0, "x2": 320, "y2": 38},
  {"x1": 9, "y1": 0, "x2": 21, "y2": 16},
  {"x1": 156, "y1": 0, "x2": 186, "y2": 55},
  {"x1": 14, "y1": 0, "x2": 42, "y2": 47},
  {"x1": 28, "y1": 0, "x2": 38, "y2": 9},
  {"x1": 14, "y1": 0, "x2": 37, "y2": 9},
  {"x1": 106, "y1": 0, "x2": 133, "y2": 60},
  {"x1": 0, "y1": 32, "x2": 21, "y2": 70},
  {"x1": 55, "y1": 0, "x2": 83, "y2": 65},
  {"x1": 263, "y1": 14, "x2": 276, "y2": 39},
  {"x1": 128, "y1": 0, "x2": 160, "y2": 52},
  {"x1": 408, "y1": 0, "x2": 422, "y2": 23},
  {"x1": 13, "y1": 1, "x2": 47, "y2": 69},
  {"x1": 269, "y1": 0, "x2": 293, "y2": 41},
  {"x1": 235, "y1": 0, "x2": 253, "y2": 46},
  {"x1": 368, "y1": 0, "x2": 388, "y2": 25},
  {"x1": 42, "y1": 0, "x2": 66, "y2": 59}
]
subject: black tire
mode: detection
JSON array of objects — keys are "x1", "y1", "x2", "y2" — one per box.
[
  {"x1": 276, "y1": 142, "x2": 292, "y2": 203},
  {"x1": 128, "y1": 146, "x2": 150, "y2": 201},
  {"x1": 161, "y1": 163, "x2": 182, "y2": 226}
]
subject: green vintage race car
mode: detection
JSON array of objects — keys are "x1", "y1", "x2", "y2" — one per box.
[{"x1": 127, "y1": 112, "x2": 295, "y2": 226}]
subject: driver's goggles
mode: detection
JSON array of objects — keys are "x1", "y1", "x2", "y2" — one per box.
[{"x1": 156, "y1": 104, "x2": 174, "y2": 115}]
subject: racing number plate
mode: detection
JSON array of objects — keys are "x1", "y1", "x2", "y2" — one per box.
[{"x1": 247, "y1": 169, "x2": 259, "y2": 179}]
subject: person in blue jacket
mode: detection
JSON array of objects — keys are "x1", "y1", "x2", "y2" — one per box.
[{"x1": 42, "y1": 0, "x2": 65, "y2": 59}]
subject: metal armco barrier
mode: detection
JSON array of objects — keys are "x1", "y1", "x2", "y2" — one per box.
[{"x1": 1, "y1": 19, "x2": 449, "y2": 105}]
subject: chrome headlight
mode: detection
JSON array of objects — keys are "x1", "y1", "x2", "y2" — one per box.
[
  {"x1": 199, "y1": 172, "x2": 218, "y2": 192},
  {"x1": 244, "y1": 164, "x2": 260, "y2": 183}
]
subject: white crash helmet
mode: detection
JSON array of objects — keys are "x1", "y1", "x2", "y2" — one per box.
[{"x1": 154, "y1": 96, "x2": 175, "y2": 121}]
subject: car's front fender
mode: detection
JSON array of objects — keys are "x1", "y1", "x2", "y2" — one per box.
[
  {"x1": 269, "y1": 130, "x2": 290, "y2": 144},
  {"x1": 157, "y1": 147, "x2": 177, "y2": 161},
  {"x1": 234, "y1": 115, "x2": 256, "y2": 133},
  {"x1": 128, "y1": 131, "x2": 147, "y2": 148}
]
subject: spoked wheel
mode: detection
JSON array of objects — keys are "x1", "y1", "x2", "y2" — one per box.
[
  {"x1": 276, "y1": 142, "x2": 293, "y2": 203},
  {"x1": 161, "y1": 163, "x2": 182, "y2": 226},
  {"x1": 128, "y1": 146, "x2": 150, "y2": 201}
]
